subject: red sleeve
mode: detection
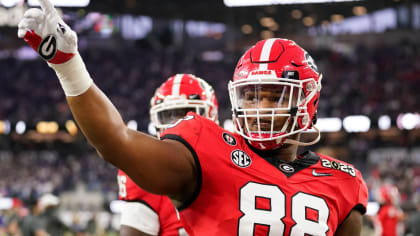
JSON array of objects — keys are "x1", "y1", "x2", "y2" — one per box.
[
  {"x1": 117, "y1": 112, "x2": 201, "y2": 211},
  {"x1": 117, "y1": 170, "x2": 162, "y2": 212},
  {"x1": 118, "y1": 169, "x2": 144, "y2": 200},
  {"x1": 339, "y1": 168, "x2": 368, "y2": 225},
  {"x1": 355, "y1": 169, "x2": 369, "y2": 215},
  {"x1": 160, "y1": 112, "x2": 204, "y2": 210}
]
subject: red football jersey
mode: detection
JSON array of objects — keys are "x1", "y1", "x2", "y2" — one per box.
[
  {"x1": 376, "y1": 204, "x2": 400, "y2": 236},
  {"x1": 161, "y1": 113, "x2": 368, "y2": 236},
  {"x1": 117, "y1": 170, "x2": 187, "y2": 236}
]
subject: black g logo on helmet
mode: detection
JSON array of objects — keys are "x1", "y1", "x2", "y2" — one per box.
[{"x1": 38, "y1": 35, "x2": 57, "y2": 61}]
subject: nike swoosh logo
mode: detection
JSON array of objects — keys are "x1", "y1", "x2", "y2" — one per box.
[{"x1": 312, "y1": 169, "x2": 332, "y2": 177}]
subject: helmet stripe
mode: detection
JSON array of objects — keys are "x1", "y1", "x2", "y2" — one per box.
[
  {"x1": 171, "y1": 74, "x2": 184, "y2": 96},
  {"x1": 259, "y1": 38, "x2": 277, "y2": 70}
]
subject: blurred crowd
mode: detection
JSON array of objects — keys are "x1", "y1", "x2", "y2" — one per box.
[
  {"x1": 314, "y1": 40, "x2": 420, "y2": 119},
  {"x1": 1, "y1": 39, "x2": 419, "y2": 129},
  {"x1": 0, "y1": 149, "x2": 117, "y2": 203},
  {"x1": 0, "y1": 148, "x2": 118, "y2": 235}
]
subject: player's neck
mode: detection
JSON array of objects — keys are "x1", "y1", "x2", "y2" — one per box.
[
  {"x1": 274, "y1": 133, "x2": 301, "y2": 162},
  {"x1": 247, "y1": 136, "x2": 300, "y2": 163},
  {"x1": 273, "y1": 143, "x2": 299, "y2": 162}
]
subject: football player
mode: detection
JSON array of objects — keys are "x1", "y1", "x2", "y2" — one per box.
[
  {"x1": 375, "y1": 184, "x2": 406, "y2": 236},
  {"x1": 118, "y1": 74, "x2": 218, "y2": 236},
  {"x1": 18, "y1": 1, "x2": 368, "y2": 235}
]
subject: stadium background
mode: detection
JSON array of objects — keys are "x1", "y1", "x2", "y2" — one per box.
[{"x1": 1, "y1": 0, "x2": 420, "y2": 235}]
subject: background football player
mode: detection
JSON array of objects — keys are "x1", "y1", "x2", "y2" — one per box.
[
  {"x1": 18, "y1": 1, "x2": 368, "y2": 235},
  {"x1": 374, "y1": 183, "x2": 406, "y2": 236},
  {"x1": 117, "y1": 74, "x2": 218, "y2": 236}
]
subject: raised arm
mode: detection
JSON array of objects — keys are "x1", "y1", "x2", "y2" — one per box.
[
  {"x1": 17, "y1": 0, "x2": 197, "y2": 201},
  {"x1": 68, "y1": 85, "x2": 196, "y2": 198}
]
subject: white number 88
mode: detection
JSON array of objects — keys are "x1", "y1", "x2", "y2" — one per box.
[{"x1": 239, "y1": 182, "x2": 329, "y2": 236}]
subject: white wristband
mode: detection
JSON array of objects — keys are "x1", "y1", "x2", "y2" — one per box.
[{"x1": 48, "y1": 53, "x2": 93, "y2": 96}]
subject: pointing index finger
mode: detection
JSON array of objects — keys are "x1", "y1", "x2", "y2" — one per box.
[{"x1": 38, "y1": 0, "x2": 55, "y2": 14}]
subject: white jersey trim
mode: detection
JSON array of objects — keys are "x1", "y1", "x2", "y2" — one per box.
[{"x1": 120, "y1": 201, "x2": 160, "y2": 235}]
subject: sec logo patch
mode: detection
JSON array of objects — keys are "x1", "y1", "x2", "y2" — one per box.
[{"x1": 231, "y1": 150, "x2": 251, "y2": 168}]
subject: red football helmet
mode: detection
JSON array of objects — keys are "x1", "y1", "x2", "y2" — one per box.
[
  {"x1": 377, "y1": 184, "x2": 401, "y2": 206},
  {"x1": 150, "y1": 74, "x2": 218, "y2": 134},
  {"x1": 228, "y1": 38, "x2": 322, "y2": 150}
]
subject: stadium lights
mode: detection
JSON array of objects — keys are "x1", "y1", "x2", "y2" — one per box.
[
  {"x1": 148, "y1": 122, "x2": 157, "y2": 136},
  {"x1": 2, "y1": 114, "x2": 419, "y2": 137},
  {"x1": 1, "y1": 0, "x2": 21, "y2": 8},
  {"x1": 223, "y1": 0, "x2": 362, "y2": 7},
  {"x1": 0, "y1": 120, "x2": 11, "y2": 135},
  {"x1": 28, "y1": 0, "x2": 90, "y2": 7},
  {"x1": 352, "y1": 6, "x2": 367, "y2": 16},
  {"x1": 260, "y1": 17, "x2": 276, "y2": 28},
  {"x1": 378, "y1": 115, "x2": 391, "y2": 130},
  {"x1": 343, "y1": 115, "x2": 371, "y2": 133},
  {"x1": 260, "y1": 30, "x2": 275, "y2": 39},
  {"x1": 315, "y1": 117, "x2": 342, "y2": 132},
  {"x1": 36, "y1": 121, "x2": 59, "y2": 134},
  {"x1": 127, "y1": 120, "x2": 138, "y2": 131},
  {"x1": 291, "y1": 9, "x2": 303, "y2": 19},
  {"x1": 241, "y1": 24, "x2": 253, "y2": 34},
  {"x1": 65, "y1": 120, "x2": 78, "y2": 136},
  {"x1": 15, "y1": 121, "x2": 26, "y2": 134},
  {"x1": 397, "y1": 113, "x2": 420, "y2": 130},
  {"x1": 303, "y1": 16, "x2": 315, "y2": 27}
]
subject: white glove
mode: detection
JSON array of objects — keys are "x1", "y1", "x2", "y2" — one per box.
[
  {"x1": 17, "y1": 0, "x2": 92, "y2": 96},
  {"x1": 18, "y1": 0, "x2": 77, "y2": 64}
]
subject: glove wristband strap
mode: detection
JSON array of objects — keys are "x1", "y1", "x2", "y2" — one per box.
[{"x1": 49, "y1": 53, "x2": 93, "y2": 96}]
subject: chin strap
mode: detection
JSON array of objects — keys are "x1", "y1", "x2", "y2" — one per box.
[{"x1": 284, "y1": 126, "x2": 321, "y2": 146}]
